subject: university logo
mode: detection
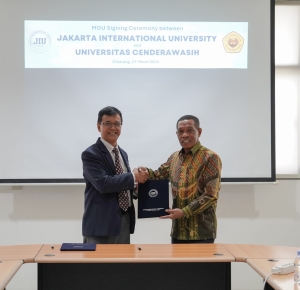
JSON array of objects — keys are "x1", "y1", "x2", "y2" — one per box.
[
  {"x1": 148, "y1": 189, "x2": 158, "y2": 198},
  {"x1": 222, "y1": 31, "x2": 244, "y2": 53},
  {"x1": 29, "y1": 31, "x2": 51, "y2": 52}
]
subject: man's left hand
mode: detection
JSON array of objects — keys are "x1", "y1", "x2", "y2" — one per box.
[{"x1": 160, "y1": 208, "x2": 184, "y2": 220}]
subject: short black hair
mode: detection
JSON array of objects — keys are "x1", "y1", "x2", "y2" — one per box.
[
  {"x1": 176, "y1": 115, "x2": 200, "y2": 129},
  {"x1": 97, "y1": 106, "x2": 123, "y2": 124}
]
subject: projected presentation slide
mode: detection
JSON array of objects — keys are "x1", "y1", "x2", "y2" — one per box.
[
  {"x1": 0, "y1": 0, "x2": 274, "y2": 182},
  {"x1": 25, "y1": 21, "x2": 248, "y2": 69}
]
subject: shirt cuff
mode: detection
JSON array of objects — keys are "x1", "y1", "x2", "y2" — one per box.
[
  {"x1": 182, "y1": 206, "x2": 192, "y2": 218},
  {"x1": 131, "y1": 171, "x2": 136, "y2": 184}
]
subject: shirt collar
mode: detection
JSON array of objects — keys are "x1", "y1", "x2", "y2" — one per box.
[
  {"x1": 101, "y1": 138, "x2": 117, "y2": 153},
  {"x1": 179, "y1": 141, "x2": 201, "y2": 156}
]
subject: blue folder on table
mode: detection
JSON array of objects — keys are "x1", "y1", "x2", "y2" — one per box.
[
  {"x1": 60, "y1": 243, "x2": 96, "y2": 251},
  {"x1": 138, "y1": 179, "x2": 169, "y2": 219}
]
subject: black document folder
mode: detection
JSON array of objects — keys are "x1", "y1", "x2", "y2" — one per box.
[
  {"x1": 60, "y1": 243, "x2": 96, "y2": 251},
  {"x1": 138, "y1": 179, "x2": 169, "y2": 218}
]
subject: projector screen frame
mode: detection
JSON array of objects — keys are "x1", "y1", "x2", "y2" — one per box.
[{"x1": 0, "y1": 0, "x2": 276, "y2": 184}]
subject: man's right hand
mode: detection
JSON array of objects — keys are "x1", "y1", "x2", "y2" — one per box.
[{"x1": 132, "y1": 167, "x2": 149, "y2": 183}]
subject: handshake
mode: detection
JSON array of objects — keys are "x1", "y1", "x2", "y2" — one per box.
[{"x1": 132, "y1": 166, "x2": 149, "y2": 183}]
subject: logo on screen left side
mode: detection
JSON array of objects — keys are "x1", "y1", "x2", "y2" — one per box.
[{"x1": 29, "y1": 31, "x2": 51, "y2": 52}]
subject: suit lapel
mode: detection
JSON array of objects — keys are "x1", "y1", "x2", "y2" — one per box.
[
  {"x1": 96, "y1": 138, "x2": 130, "y2": 173},
  {"x1": 96, "y1": 138, "x2": 116, "y2": 174}
]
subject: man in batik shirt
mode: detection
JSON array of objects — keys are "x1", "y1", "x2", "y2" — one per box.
[{"x1": 141, "y1": 115, "x2": 222, "y2": 244}]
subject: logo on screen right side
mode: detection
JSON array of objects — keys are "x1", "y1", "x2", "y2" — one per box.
[{"x1": 222, "y1": 32, "x2": 244, "y2": 53}]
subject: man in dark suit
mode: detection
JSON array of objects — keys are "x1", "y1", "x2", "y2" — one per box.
[{"x1": 82, "y1": 106, "x2": 147, "y2": 244}]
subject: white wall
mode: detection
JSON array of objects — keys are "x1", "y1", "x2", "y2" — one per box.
[{"x1": 1, "y1": 180, "x2": 300, "y2": 290}]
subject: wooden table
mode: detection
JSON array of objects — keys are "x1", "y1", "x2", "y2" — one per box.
[
  {"x1": 246, "y1": 258, "x2": 297, "y2": 290},
  {"x1": 0, "y1": 244, "x2": 43, "y2": 262},
  {"x1": 223, "y1": 244, "x2": 300, "y2": 289},
  {"x1": 223, "y1": 244, "x2": 298, "y2": 262},
  {"x1": 0, "y1": 243, "x2": 299, "y2": 290},
  {"x1": 0, "y1": 260, "x2": 23, "y2": 290},
  {"x1": 0, "y1": 244, "x2": 43, "y2": 290},
  {"x1": 35, "y1": 243, "x2": 234, "y2": 262},
  {"x1": 36, "y1": 244, "x2": 234, "y2": 290}
]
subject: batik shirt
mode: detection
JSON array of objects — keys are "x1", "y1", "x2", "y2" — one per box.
[{"x1": 148, "y1": 141, "x2": 222, "y2": 240}]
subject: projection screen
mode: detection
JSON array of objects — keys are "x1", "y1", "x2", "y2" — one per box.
[{"x1": 0, "y1": 0, "x2": 275, "y2": 183}]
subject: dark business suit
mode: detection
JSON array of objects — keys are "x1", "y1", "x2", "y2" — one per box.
[{"x1": 82, "y1": 138, "x2": 136, "y2": 238}]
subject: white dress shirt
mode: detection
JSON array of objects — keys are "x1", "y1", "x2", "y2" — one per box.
[{"x1": 101, "y1": 138, "x2": 133, "y2": 206}]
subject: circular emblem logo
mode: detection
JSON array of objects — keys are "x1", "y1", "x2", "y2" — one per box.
[
  {"x1": 222, "y1": 31, "x2": 244, "y2": 53},
  {"x1": 29, "y1": 31, "x2": 51, "y2": 53},
  {"x1": 148, "y1": 189, "x2": 158, "y2": 198}
]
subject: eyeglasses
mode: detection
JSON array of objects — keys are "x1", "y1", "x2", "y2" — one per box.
[{"x1": 101, "y1": 122, "x2": 122, "y2": 128}]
